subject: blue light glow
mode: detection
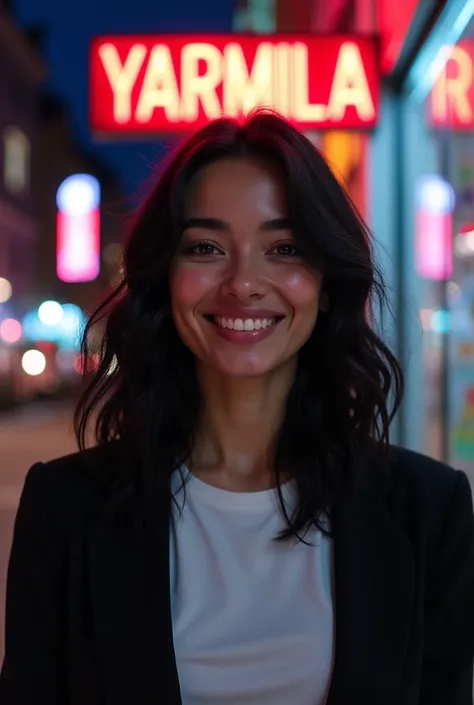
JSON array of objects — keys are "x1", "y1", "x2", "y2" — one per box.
[
  {"x1": 56, "y1": 174, "x2": 101, "y2": 215},
  {"x1": 431, "y1": 309, "x2": 451, "y2": 334},
  {"x1": 407, "y1": 0, "x2": 474, "y2": 101},
  {"x1": 417, "y1": 175, "x2": 455, "y2": 214},
  {"x1": 22, "y1": 304, "x2": 86, "y2": 349}
]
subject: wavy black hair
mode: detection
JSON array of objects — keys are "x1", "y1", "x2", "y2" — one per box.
[{"x1": 74, "y1": 110, "x2": 403, "y2": 540}]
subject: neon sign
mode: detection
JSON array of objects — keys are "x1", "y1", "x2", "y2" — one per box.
[
  {"x1": 415, "y1": 175, "x2": 454, "y2": 281},
  {"x1": 89, "y1": 35, "x2": 379, "y2": 134},
  {"x1": 431, "y1": 41, "x2": 474, "y2": 128},
  {"x1": 56, "y1": 174, "x2": 100, "y2": 283}
]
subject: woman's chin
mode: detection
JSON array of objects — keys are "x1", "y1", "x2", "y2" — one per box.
[
  {"x1": 205, "y1": 355, "x2": 277, "y2": 379},
  {"x1": 200, "y1": 349, "x2": 298, "y2": 380}
]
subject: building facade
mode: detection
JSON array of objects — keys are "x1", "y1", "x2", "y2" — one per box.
[
  {"x1": 0, "y1": 9, "x2": 125, "y2": 405},
  {"x1": 0, "y1": 2, "x2": 44, "y2": 310}
]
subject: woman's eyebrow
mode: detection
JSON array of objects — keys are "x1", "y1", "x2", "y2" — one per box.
[
  {"x1": 182, "y1": 217, "x2": 292, "y2": 232},
  {"x1": 182, "y1": 217, "x2": 229, "y2": 231}
]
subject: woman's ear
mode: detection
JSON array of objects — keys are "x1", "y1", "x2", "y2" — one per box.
[{"x1": 319, "y1": 291, "x2": 329, "y2": 312}]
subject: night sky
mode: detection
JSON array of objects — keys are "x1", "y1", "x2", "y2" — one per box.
[{"x1": 14, "y1": 0, "x2": 234, "y2": 198}]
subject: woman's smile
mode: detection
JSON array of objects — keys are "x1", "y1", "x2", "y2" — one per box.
[{"x1": 203, "y1": 310, "x2": 286, "y2": 345}]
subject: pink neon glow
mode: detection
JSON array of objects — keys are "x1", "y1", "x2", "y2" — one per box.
[
  {"x1": 56, "y1": 208, "x2": 100, "y2": 282},
  {"x1": 415, "y1": 210, "x2": 453, "y2": 280},
  {"x1": 74, "y1": 353, "x2": 100, "y2": 374},
  {"x1": 0, "y1": 318, "x2": 22, "y2": 344}
]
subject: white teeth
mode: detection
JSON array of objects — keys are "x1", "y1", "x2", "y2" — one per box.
[{"x1": 214, "y1": 316, "x2": 277, "y2": 331}]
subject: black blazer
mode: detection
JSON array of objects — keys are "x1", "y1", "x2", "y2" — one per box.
[{"x1": 0, "y1": 443, "x2": 474, "y2": 705}]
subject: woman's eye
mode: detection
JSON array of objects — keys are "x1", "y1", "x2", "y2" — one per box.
[
  {"x1": 187, "y1": 242, "x2": 222, "y2": 256},
  {"x1": 271, "y1": 243, "x2": 299, "y2": 257}
]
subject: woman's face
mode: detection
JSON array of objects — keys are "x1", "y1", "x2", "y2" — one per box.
[{"x1": 170, "y1": 157, "x2": 325, "y2": 378}]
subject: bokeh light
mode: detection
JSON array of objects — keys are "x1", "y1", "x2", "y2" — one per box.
[
  {"x1": 38, "y1": 301, "x2": 64, "y2": 326},
  {"x1": 56, "y1": 348, "x2": 77, "y2": 372},
  {"x1": 0, "y1": 318, "x2": 22, "y2": 344},
  {"x1": 21, "y1": 349, "x2": 46, "y2": 376},
  {"x1": 0, "y1": 278, "x2": 12, "y2": 304},
  {"x1": 56, "y1": 173, "x2": 100, "y2": 215}
]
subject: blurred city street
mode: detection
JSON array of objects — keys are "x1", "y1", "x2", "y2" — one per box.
[{"x1": 0, "y1": 401, "x2": 76, "y2": 661}]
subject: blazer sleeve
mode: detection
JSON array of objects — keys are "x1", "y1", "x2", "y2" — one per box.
[
  {"x1": 0, "y1": 462, "x2": 67, "y2": 705},
  {"x1": 420, "y1": 470, "x2": 474, "y2": 705}
]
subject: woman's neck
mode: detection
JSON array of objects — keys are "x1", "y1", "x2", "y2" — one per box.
[{"x1": 190, "y1": 361, "x2": 295, "y2": 491}]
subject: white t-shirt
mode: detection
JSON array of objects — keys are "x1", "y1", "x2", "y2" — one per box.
[{"x1": 170, "y1": 468, "x2": 335, "y2": 705}]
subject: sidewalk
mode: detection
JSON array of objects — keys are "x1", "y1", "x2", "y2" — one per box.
[{"x1": 0, "y1": 400, "x2": 74, "y2": 438}]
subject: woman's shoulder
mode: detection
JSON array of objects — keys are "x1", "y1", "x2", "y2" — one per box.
[
  {"x1": 20, "y1": 443, "x2": 123, "y2": 526},
  {"x1": 387, "y1": 445, "x2": 472, "y2": 522},
  {"x1": 389, "y1": 445, "x2": 463, "y2": 490}
]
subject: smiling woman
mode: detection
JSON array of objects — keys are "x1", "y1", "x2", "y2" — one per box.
[{"x1": 1, "y1": 110, "x2": 474, "y2": 705}]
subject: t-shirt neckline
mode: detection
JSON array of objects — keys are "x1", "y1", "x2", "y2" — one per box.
[{"x1": 175, "y1": 466, "x2": 296, "y2": 512}]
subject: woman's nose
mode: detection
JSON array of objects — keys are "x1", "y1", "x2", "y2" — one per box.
[{"x1": 220, "y1": 254, "x2": 267, "y2": 300}]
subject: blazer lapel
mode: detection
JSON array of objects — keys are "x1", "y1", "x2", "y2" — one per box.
[
  {"x1": 87, "y1": 491, "x2": 181, "y2": 705},
  {"x1": 326, "y1": 464, "x2": 415, "y2": 704}
]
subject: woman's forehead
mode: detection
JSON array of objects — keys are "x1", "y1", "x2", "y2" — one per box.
[{"x1": 184, "y1": 157, "x2": 287, "y2": 216}]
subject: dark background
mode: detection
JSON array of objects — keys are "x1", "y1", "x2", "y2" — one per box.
[{"x1": 14, "y1": 0, "x2": 234, "y2": 196}]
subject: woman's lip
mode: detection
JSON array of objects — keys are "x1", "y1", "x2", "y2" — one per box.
[
  {"x1": 204, "y1": 316, "x2": 283, "y2": 344},
  {"x1": 204, "y1": 310, "x2": 285, "y2": 319}
]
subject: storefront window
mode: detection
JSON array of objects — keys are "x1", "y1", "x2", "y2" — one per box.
[{"x1": 421, "y1": 19, "x2": 474, "y2": 479}]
